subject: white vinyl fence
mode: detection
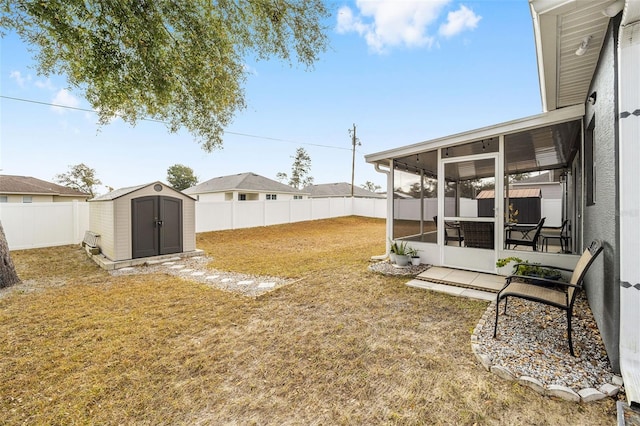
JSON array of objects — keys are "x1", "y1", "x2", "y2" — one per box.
[
  {"x1": 1, "y1": 198, "x2": 387, "y2": 250},
  {"x1": 193, "y1": 198, "x2": 386, "y2": 233},
  {"x1": 0, "y1": 201, "x2": 90, "y2": 250}
]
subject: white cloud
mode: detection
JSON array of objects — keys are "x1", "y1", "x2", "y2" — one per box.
[
  {"x1": 336, "y1": 0, "x2": 449, "y2": 53},
  {"x1": 336, "y1": 1, "x2": 481, "y2": 53},
  {"x1": 35, "y1": 78, "x2": 56, "y2": 90},
  {"x1": 439, "y1": 5, "x2": 481, "y2": 37},
  {"x1": 9, "y1": 70, "x2": 29, "y2": 87},
  {"x1": 51, "y1": 89, "x2": 80, "y2": 114}
]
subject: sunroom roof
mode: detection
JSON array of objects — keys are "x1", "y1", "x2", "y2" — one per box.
[{"x1": 365, "y1": 105, "x2": 584, "y2": 181}]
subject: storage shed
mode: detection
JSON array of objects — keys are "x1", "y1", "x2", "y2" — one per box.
[
  {"x1": 88, "y1": 182, "x2": 196, "y2": 264},
  {"x1": 476, "y1": 188, "x2": 542, "y2": 224}
]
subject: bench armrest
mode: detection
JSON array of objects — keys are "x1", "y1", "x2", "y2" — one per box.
[
  {"x1": 505, "y1": 274, "x2": 580, "y2": 289},
  {"x1": 510, "y1": 262, "x2": 574, "y2": 272}
]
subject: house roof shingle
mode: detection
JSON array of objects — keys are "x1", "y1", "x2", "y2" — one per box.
[
  {"x1": 184, "y1": 172, "x2": 308, "y2": 195},
  {"x1": 0, "y1": 174, "x2": 90, "y2": 198},
  {"x1": 303, "y1": 182, "x2": 385, "y2": 198}
]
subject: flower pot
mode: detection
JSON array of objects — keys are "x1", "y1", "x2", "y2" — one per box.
[
  {"x1": 410, "y1": 256, "x2": 421, "y2": 266},
  {"x1": 395, "y1": 254, "x2": 410, "y2": 267},
  {"x1": 389, "y1": 252, "x2": 397, "y2": 264}
]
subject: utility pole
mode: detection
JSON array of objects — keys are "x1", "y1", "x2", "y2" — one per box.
[{"x1": 349, "y1": 123, "x2": 360, "y2": 197}]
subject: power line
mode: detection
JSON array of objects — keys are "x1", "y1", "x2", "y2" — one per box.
[{"x1": 0, "y1": 95, "x2": 354, "y2": 152}]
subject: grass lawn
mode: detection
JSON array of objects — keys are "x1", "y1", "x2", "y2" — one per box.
[{"x1": 1, "y1": 216, "x2": 617, "y2": 424}]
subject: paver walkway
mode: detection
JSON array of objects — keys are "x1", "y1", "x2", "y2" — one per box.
[
  {"x1": 111, "y1": 256, "x2": 295, "y2": 297},
  {"x1": 406, "y1": 266, "x2": 505, "y2": 301}
]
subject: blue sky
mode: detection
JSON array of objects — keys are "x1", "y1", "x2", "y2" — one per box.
[{"x1": 0, "y1": 1, "x2": 542, "y2": 195}]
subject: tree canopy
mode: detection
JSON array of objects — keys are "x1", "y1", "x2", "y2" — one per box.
[
  {"x1": 167, "y1": 164, "x2": 198, "y2": 191},
  {"x1": 361, "y1": 181, "x2": 381, "y2": 193},
  {"x1": 54, "y1": 163, "x2": 102, "y2": 198},
  {"x1": 280, "y1": 147, "x2": 313, "y2": 189},
  {"x1": 0, "y1": 0, "x2": 330, "y2": 151}
]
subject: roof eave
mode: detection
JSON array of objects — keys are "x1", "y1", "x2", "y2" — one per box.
[{"x1": 365, "y1": 105, "x2": 584, "y2": 163}]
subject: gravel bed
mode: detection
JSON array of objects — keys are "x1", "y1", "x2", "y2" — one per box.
[
  {"x1": 476, "y1": 292, "x2": 619, "y2": 392},
  {"x1": 369, "y1": 260, "x2": 620, "y2": 398},
  {"x1": 109, "y1": 255, "x2": 297, "y2": 297},
  {"x1": 368, "y1": 260, "x2": 430, "y2": 276}
]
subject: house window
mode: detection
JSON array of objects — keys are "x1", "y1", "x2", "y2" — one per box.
[
  {"x1": 22, "y1": 196, "x2": 32, "y2": 203},
  {"x1": 0, "y1": 195, "x2": 7, "y2": 203},
  {"x1": 293, "y1": 195, "x2": 303, "y2": 200},
  {"x1": 585, "y1": 117, "x2": 596, "y2": 206},
  {"x1": 266, "y1": 194, "x2": 277, "y2": 200},
  {"x1": 238, "y1": 194, "x2": 247, "y2": 201}
]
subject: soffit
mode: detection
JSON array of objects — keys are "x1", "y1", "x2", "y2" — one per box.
[{"x1": 530, "y1": 0, "x2": 617, "y2": 111}]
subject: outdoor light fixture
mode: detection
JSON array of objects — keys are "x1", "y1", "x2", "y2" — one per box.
[
  {"x1": 588, "y1": 91, "x2": 597, "y2": 105},
  {"x1": 575, "y1": 36, "x2": 592, "y2": 56},
  {"x1": 602, "y1": 0, "x2": 624, "y2": 17},
  {"x1": 445, "y1": 148, "x2": 449, "y2": 157}
]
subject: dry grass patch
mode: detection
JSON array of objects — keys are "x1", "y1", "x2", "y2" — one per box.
[{"x1": 1, "y1": 217, "x2": 617, "y2": 424}]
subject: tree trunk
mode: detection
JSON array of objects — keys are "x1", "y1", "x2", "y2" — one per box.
[{"x1": 0, "y1": 221, "x2": 21, "y2": 289}]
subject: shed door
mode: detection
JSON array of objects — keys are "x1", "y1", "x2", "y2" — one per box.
[{"x1": 132, "y1": 196, "x2": 183, "y2": 259}]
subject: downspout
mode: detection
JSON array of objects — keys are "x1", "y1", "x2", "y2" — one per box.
[
  {"x1": 371, "y1": 160, "x2": 393, "y2": 260},
  {"x1": 617, "y1": 0, "x2": 640, "y2": 406}
]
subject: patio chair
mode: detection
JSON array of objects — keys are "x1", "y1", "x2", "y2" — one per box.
[
  {"x1": 459, "y1": 221, "x2": 494, "y2": 249},
  {"x1": 433, "y1": 216, "x2": 464, "y2": 246},
  {"x1": 493, "y1": 239, "x2": 603, "y2": 356},
  {"x1": 541, "y1": 219, "x2": 571, "y2": 253},
  {"x1": 504, "y1": 217, "x2": 546, "y2": 251}
]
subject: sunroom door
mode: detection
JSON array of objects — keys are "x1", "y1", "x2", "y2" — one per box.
[{"x1": 441, "y1": 153, "x2": 499, "y2": 273}]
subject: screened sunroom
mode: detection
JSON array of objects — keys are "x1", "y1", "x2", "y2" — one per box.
[{"x1": 366, "y1": 104, "x2": 587, "y2": 274}]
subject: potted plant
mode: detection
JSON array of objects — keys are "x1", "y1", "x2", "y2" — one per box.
[
  {"x1": 393, "y1": 241, "x2": 411, "y2": 267},
  {"x1": 388, "y1": 239, "x2": 398, "y2": 264},
  {"x1": 407, "y1": 247, "x2": 421, "y2": 266}
]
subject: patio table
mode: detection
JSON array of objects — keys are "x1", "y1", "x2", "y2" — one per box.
[{"x1": 505, "y1": 223, "x2": 538, "y2": 241}]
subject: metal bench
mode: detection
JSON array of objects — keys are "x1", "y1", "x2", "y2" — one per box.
[{"x1": 493, "y1": 239, "x2": 603, "y2": 356}]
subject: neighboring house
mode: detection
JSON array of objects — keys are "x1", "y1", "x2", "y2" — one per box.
[
  {"x1": 365, "y1": 0, "x2": 639, "y2": 407},
  {"x1": 0, "y1": 174, "x2": 90, "y2": 203},
  {"x1": 303, "y1": 182, "x2": 385, "y2": 199},
  {"x1": 184, "y1": 172, "x2": 308, "y2": 201}
]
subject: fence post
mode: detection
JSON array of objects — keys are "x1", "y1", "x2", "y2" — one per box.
[{"x1": 72, "y1": 200, "x2": 80, "y2": 244}]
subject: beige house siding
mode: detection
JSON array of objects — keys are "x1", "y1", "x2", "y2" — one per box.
[
  {"x1": 53, "y1": 196, "x2": 88, "y2": 202},
  {"x1": 193, "y1": 191, "x2": 304, "y2": 202},
  {"x1": 1, "y1": 194, "x2": 53, "y2": 203},
  {"x1": 89, "y1": 200, "x2": 116, "y2": 260},
  {"x1": 0, "y1": 194, "x2": 88, "y2": 203},
  {"x1": 182, "y1": 198, "x2": 196, "y2": 252},
  {"x1": 113, "y1": 196, "x2": 131, "y2": 261}
]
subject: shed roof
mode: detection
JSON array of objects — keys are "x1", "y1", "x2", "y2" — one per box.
[
  {"x1": 184, "y1": 172, "x2": 308, "y2": 195},
  {"x1": 303, "y1": 182, "x2": 385, "y2": 198},
  {"x1": 477, "y1": 188, "x2": 541, "y2": 199},
  {"x1": 0, "y1": 174, "x2": 90, "y2": 198},
  {"x1": 90, "y1": 182, "x2": 194, "y2": 201}
]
